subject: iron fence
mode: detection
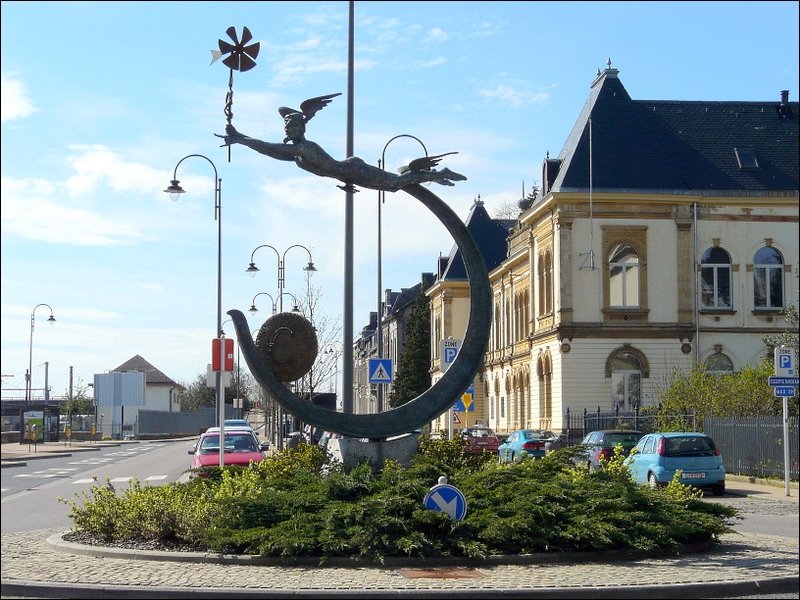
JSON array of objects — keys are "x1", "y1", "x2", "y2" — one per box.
[{"x1": 705, "y1": 416, "x2": 798, "y2": 480}]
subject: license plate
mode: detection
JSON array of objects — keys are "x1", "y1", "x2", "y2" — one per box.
[{"x1": 683, "y1": 472, "x2": 706, "y2": 479}]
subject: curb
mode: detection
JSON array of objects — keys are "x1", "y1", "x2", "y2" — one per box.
[{"x1": 3, "y1": 576, "x2": 799, "y2": 599}]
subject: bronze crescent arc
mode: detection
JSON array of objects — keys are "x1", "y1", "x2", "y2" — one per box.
[{"x1": 230, "y1": 182, "x2": 491, "y2": 439}]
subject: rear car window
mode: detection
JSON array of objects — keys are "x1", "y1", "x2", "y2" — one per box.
[{"x1": 665, "y1": 436, "x2": 716, "y2": 457}]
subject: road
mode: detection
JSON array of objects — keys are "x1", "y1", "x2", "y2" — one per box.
[{"x1": 1, "y1": 439, "x2": 193, "y2": 533}]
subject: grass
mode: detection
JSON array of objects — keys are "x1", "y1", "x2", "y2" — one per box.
[{"x1": 60, "y1": 437, "x2": 737, "y2": 564}]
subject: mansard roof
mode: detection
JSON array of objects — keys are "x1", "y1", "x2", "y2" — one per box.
[
  {"x1": 439, "y1": 198, "x2": 514, "y2": 281},
  {"x1": 547, "y1": 67, "x2": 799, "y2": 195}
]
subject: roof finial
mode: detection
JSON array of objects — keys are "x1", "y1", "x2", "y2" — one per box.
[{"x1": 607, "y1": 57, "x2": 612, "y2": 70}]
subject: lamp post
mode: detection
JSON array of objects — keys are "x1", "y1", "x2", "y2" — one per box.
[
  {"x1": 246, "y1": 244, "x2": 315, "y2": 449},
  {"x1": 377, "y1": 135, "x2": 428, "y2": 414},
  {"x1": 246, "y1": 244, "x2": 316, "y2": 312},
  {"x1": 26, "y1": 303, "x2": 56, "y2": 405},
  {"x1": 164, "y1": 154, "x2": 226, "y2": 467},
  {"x1": 324, "y1": 341, "x2": 345, "y2": 398}
]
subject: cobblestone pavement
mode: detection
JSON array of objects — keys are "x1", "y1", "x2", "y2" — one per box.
[{"x1": 1, "y1": 528, "x2": 798, "y2": 598}]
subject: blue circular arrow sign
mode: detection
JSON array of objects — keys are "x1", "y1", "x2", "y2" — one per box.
[{"x1": 423, "y1": 484, "x2": 468, "y2": 521}]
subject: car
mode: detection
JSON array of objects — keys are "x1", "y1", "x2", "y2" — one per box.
[
  {"x1": 188, "y1": 430, "x2": 268, "y2": 476},
  {"x1": 223, "y1": 418, "x2": 253, "y2": 430},
  {"x1": 624, "y1": 432, "x2": 726, "y2": 496},
  {"x1": 498, "y1": 429, "x2": 553, "y2": 462},
  {"x1": 460, "y1": 426, "x2": 500, "y2": 454},
  {"x1": 572, "y1": 429, "x2": 644, "y2": 471}
]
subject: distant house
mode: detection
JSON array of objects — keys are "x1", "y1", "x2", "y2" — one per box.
[{"x1": 95, "y1": 355, "x2": 184, "y2": 439}]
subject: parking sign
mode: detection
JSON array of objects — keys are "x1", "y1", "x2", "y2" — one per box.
[
  {"x1": 439, "y1": 338, "x2": 462, "y2": 373},
  {"x1": 774, "y1": 347, "x2": 797, "y2": 377}
]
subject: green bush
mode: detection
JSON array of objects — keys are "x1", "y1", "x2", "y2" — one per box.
[{"x1": 61, "y1": 439, "x2": 736, "y2": 563}]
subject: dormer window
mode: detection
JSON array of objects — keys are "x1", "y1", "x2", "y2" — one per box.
[{"x1": 734, "y1": 148, "x2": 759, "y2": 169}]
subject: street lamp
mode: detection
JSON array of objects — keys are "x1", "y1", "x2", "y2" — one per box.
[
  {"x1": 377, "y1": 135, "x2": 428, "y2": 413},
  {"x1": 248, "y1": 291, "x2": 302, "y2": 316},
  {"x1": 26, "y1": 303, "x2": 56, "y2": 405},
  {"x1": 246, "y1": 244, "x2": 316, "y2": 450},
  {"x1": 164, "y1": 153, "x2": 225, "y2": 467},
  {"x1": 324, "y1": 341, "x2": 345, "y2": 397},
  {"x1": 246, "y1": 244, "x2": 316, "y2": 312}
]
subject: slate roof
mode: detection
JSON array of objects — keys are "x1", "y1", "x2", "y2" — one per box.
[
  {"x1": 438, "y1": 198, "x2": 515, "y2": 281},
  {"x1": 548, "y1": 67, "x2": 799, "y2": 195},
  {"x1": 111, "y1": 355, "x2": 182, "y2": 387}
]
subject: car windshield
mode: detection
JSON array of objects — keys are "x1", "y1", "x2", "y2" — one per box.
[
  {"x1": 664, "y1": 436, "x2": 716, "y2": 457},
  {"x1": 200, "y1": 434, "x2": 257, "y2": 454},
  {"x1": 605, "y1": 433, "x2": 641, "y2": 446}
]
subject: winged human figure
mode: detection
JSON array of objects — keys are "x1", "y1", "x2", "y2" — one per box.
[{"x1": 218, "y1": 93, "x2": 467, "y2": 192}]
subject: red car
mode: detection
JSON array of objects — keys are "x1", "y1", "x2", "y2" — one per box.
[
  {"x1": 460, "y1": 426, "x2": 501, "y2": 454},
  {"x1": 188, "y1": 430, "x2": 267, "y2": 476}
]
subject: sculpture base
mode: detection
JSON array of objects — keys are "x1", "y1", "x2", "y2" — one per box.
[{"x1": 329, "y1": 433, "x2": 420, "y2": 471}]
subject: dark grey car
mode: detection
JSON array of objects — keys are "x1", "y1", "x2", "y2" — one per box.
[{"x1": 573, "y1": 429, "x2": 644, "y2": 471}]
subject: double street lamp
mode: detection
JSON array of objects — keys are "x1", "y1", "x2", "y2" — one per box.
[
  {"x1": 26, "y1": 303, "x2": 56, "y2": 405},
  {"x1": 164, "y1": 154, "x2": 226, "y2": 467},
  {"x1": 246, "y1": 244, "x2": 316, "y2": 313},
  {"x1": 248, "y1": 291, "x2": 302, "y2": 316},
  {"x1": 246, "y1": 244, "x2": 316, "y2": 449}
]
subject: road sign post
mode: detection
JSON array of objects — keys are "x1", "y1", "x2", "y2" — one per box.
[{"x1": 770, "y1": 346, "x2": 796, "y2": 497}]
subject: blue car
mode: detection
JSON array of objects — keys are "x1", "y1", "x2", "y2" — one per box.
[
  {"x1": 498, "y1": 429, "x2": 552, "y2": 463},
  {"x1": 624, "y1": 432, "x2": 726, "y2": 496}
]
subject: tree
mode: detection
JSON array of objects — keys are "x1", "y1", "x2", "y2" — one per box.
[
  {"x1": 655, "y1": 360, "x2": 797, "y2": 429},
  {"x1": 388, "y1": 292, "x2": 431, "y2": 408},
  {"x1": 60, "y1": 378, "x2": 94, "y2": 417},
  {"x1": 492, "y1": 181, "x2": 539, "y2": 220},
  {"x1": 763, "y1": 269, "x2": 799, "y2": 357},
  {"x1": 177, "y1": 374, "x2": 216, "y2": 413}
]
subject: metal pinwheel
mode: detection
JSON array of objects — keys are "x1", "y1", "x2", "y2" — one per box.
[{"x1": 211, "y1": 26, "x2": 260, "y2": 160}]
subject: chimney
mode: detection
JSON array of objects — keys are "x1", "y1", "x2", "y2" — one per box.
[{"x1": 778, "y1": 89, "x2": 793, "y2": 118}]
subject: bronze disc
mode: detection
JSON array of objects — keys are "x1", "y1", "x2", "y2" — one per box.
[{"x1": 254, "y1": 312, "x2": 318, "y2": 382}]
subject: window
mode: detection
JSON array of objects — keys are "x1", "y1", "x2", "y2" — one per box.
[
  {"x1": 608, "y1": 244, "x2": 640, "y2": 307},
  {"x1": 609, "y1": 351, "x2": 642, "y2": 410},
  {"x1": 701, "y1": 247, "x2": 732, "y2": 309},
  {"x1": 705, "y1": 352, "x2": 733, "y2": 374},
  {"x1": 753, "y1": 246, "x2": 784, "y2": 310},
  {"x1": 734, "y1": 148, "x2": 759, "y2": 169}
]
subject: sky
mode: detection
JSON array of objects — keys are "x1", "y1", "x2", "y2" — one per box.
[{"x1": 2, "y1": 1, "x2": 798, "y2": 400}]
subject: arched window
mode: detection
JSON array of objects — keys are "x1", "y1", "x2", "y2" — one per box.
[
  {"x1": 701, "y1": 247, "x2": 732, "y2": 309},
  {"x1": 608, "y1": 349, "x2": 643, "y2": 411},
  {"x1": 705, "y1": 352, "x2": 734, "y2": 374},
  {"x1": 608, "y1": 244, "x2": 640, "y2": 307},
  {"x1": 753, "y1": 246, "x2": 784, "y2": 309}
]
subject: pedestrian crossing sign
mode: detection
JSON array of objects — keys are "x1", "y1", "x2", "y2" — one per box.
[{"x1": 369, "y1": 358, "x2": 394, "y2": 383}]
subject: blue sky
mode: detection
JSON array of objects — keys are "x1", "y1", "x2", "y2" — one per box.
[{"x1": 2, "y1": 1, "x2": 798, "y2": 399}]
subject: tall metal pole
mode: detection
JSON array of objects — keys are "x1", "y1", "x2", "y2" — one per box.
[
  {"x1": 27, "y1": 303, "x2": 55, "y2": 406},
  {"x1": 377, "y1": 135, "x2": 428, "y2": 414},
  {"x1": 342, "y1": 0, "x2": 355, "y2": 415},
  {"x1": 165, "y1": 155, "x2": 224, "y2": 466}
]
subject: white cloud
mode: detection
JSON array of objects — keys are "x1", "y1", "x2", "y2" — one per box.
[
  {"x1": 0, "y1": 72, "x2": 38, "y2": 122},
  {"x1": 478, "y1": 84, "x2": 550, "y2": 106}
]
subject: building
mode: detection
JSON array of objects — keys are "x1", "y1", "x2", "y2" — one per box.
[
  {"x1": 95, "y1": 355, "x2": 184, "y2": 439},
  {"x1": 427, "y1": 197, "x2": 516, "y2": 434},
  {"x1": 430, "y1": 65, "x2": 798, "y2": 436}
]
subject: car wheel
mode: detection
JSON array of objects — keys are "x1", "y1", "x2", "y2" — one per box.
[
  {"x1": 648, "y1": 472, "x2": 659, "y2": 489},
  {"x1": 712, "y1": 481, "x2": 725, "y2": 496},
  {"x1": 497, "y1": 452, "x2": 504, "y2": 464}
]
